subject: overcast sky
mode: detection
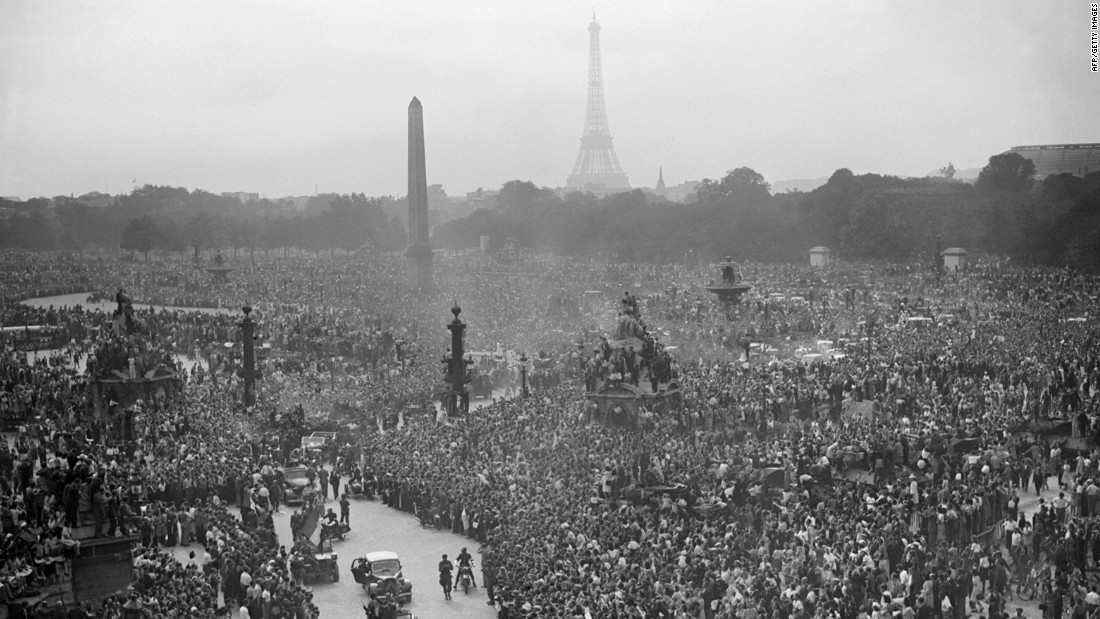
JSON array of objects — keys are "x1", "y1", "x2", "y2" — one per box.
[{"x1": 1, "y1": 0, "x2": 1097, "y2": 200}]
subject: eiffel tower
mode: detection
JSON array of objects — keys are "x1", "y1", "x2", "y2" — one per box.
[{"x1": 566, "y1": 13, "x2": 630, "y2": 194}]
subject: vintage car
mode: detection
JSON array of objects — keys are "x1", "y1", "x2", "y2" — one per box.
[
  {"x1": 351, "y1": 550, "x2": 413, "y2": 603},
  {"x1": 279, "y1": 465, "x2": 314, "y2": 505},
  {"x1": 301, "y1": 431, "x2": 336, "y2": 460}
]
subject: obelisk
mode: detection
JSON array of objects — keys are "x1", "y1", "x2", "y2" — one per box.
[{"x1": 405, "y1": 96, "x2": 433, "y2": 289}]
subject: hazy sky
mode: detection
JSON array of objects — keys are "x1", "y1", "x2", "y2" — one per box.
[{"x1": 2, "y1": 0, "x2": 1097, "y2": 200}]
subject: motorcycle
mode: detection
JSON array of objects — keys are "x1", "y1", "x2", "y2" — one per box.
[
  {"x1": 457, "y1": 564, "x2": 474, "y2": 594},
  {"x1": 347, "y1": 478, "x2": 373, "y2": 500},
  {"x1": 320, "y1": 520, "x2": 351, "y2": 542},
  {"x1": 415, "y1": 502, "x2": 436, "y2": 528}
]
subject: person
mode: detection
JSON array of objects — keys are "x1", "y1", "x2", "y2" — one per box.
[
  {"x1": 438, "y1": 553, "x2": 454, "y2": 600},
  {"x1": 454, "y1": 546, "x2": 477, "y2": 588},
  {"x1": 339, "y1": 493, "x2": 350, "y2": 526},
  {"x1": 320, "y1": 508, "x2": 340, "y2": 540},
  {"x1": 1085, "y1": 585, "x2": 1100, "y2": 616},
  {"x1": 330, "y1": 469, "x2": 342, "y2": 500},
  {"x1": 289, "y1": 552, "x2": 304, "y2": 587},
  {"x1": 289, "y1": 510, "x2": 301, "y2": 539},
  {"x1": 319, "y1": 467, "x2": 329, "y2": 501}
]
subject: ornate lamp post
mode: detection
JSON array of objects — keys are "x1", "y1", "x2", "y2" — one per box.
[
  {"x1": 444, "y1": 302, "x2": 471, "y2": 417},
  {"x1": 519, "y1": 352, "x2": 530, "y2": 398},
  {"x1": 237, "y1": 306, "x2": 262, "y2": 408}
]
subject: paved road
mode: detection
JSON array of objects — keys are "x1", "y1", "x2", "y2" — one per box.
[
  {"x1": 287, "y1": 491, "x2": 496, "y2": 619},
  {"x1": 166, "y1": 487, "x2": 495, "y2": 618},
  {"x1": 1006, "y1": 476, "x2": 1060, "y2": 619},
  {"x1": 166, "y1": 469, "x2": 1064, "y2": 619}
]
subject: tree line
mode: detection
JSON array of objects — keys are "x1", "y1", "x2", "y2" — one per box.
[
  {"x1": 433, "y1": 152, "x2": 1100, "y2": 267},
  {"x1": 0, "y1": 188, "x2": 407, "y2": 260},
  {"x1": 3, "y1": 151, "x2": 1100, "y2": 267}
]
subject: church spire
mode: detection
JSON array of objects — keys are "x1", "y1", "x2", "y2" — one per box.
[{"x1": 655, "y1": 166, "x2": 666, "y2": 195}]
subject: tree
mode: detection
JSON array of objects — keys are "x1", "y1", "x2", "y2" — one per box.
[
  {"x1": 496, "y1": 181, "x2": 559, "y2": 213},
  {"x1": 183, "y1": 212, "x2": 228, "y2": 250},
  {"x1": 840, "y1": 195, "x2": 905, "y2": 259},
  {"x1": 1039, "y1": 172, "x2": 1100, "y2": 203},
  {"x1": 940, "y1": 162, "x2": 956, "y2": 180},
  {"x1": 694, "y1": 167, "x2": 771, "y2": 206},
  {"x1": 157, "y1": 219, "x2": 187, "y2": 256},
  {"x1": 977, "y1": 152, "x2": 1035, "y2": 194},
  {"x1": 0, "y1": 212, "x2": 54, "y2": 251},
  {"x1": 120, "y1": 216, "x2": 159, "y2": 260},
  {"x1": 55, "y1": 204, "x2": 97, "y2": 253}
]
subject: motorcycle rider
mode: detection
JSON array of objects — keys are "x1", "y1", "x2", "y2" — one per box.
[
  {"x1": 454, "y1": 547, "x2": 477, "y2": 588},
  {"x1": 321, "y1": 507, "x2": 341, "y2": 539},
  {"x1": 350, "y1": 469, "x2": 364, "y2": 496}
]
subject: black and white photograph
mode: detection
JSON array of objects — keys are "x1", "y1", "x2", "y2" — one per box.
[{"x1": 1, "y1": 1, "x2": 1099, "y2": 618}]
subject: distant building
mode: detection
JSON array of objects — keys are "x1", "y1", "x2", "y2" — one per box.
[
  {"x1": 941, "y1": 247, "x2": 968, "y2": 271},
  {"x1": 1008, "y1": 143, "x2": 1100, "y2": 179},
  {"x1": 654, "y1": 167, "x2": 666, "y2": 196},
  {"x1": 281, "y1": 196, "x2": 312, "y2": 210},
  {"x1": 427, "y1": 184, "x2": 448, "y2": 212},
  {"x1": 466, "y1": 188, "x2": 499, "y2": 211},
  {"x1": 809, "y1": 246, "x2": 832, "y2": 268},
  {"x1": 771, "y1": 178, "x2": 827, "y2": 193},
  {"x1": 77, "y1": 191, "x2": 114, "y2": 207},
  {"x1": 664, "y1": 180, "x2": 700, "y2": 203},
  {"x1": 221, "y1": 192, "x2": 260, "y2": 203}
]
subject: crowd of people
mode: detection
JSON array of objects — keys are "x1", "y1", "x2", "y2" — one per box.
[{"x1": 2, "y1": 249, "x2": 1100, "y2": 619}]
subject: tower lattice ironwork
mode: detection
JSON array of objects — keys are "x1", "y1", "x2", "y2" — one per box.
[{"x1": 566, "y1": 13, "x2": 630, "y2": 193}]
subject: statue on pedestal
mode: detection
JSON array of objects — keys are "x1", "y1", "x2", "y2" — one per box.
[{"x1": 114, "y1": 288, "x2": 137, "y2": 334}]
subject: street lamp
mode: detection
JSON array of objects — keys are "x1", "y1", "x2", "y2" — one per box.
[
  {"x1": 444, "y1": 302, "x2": 471, "y2": 417},
  {"x1": 519, "y1": 352, "x2": 530, "y2": 398}
]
